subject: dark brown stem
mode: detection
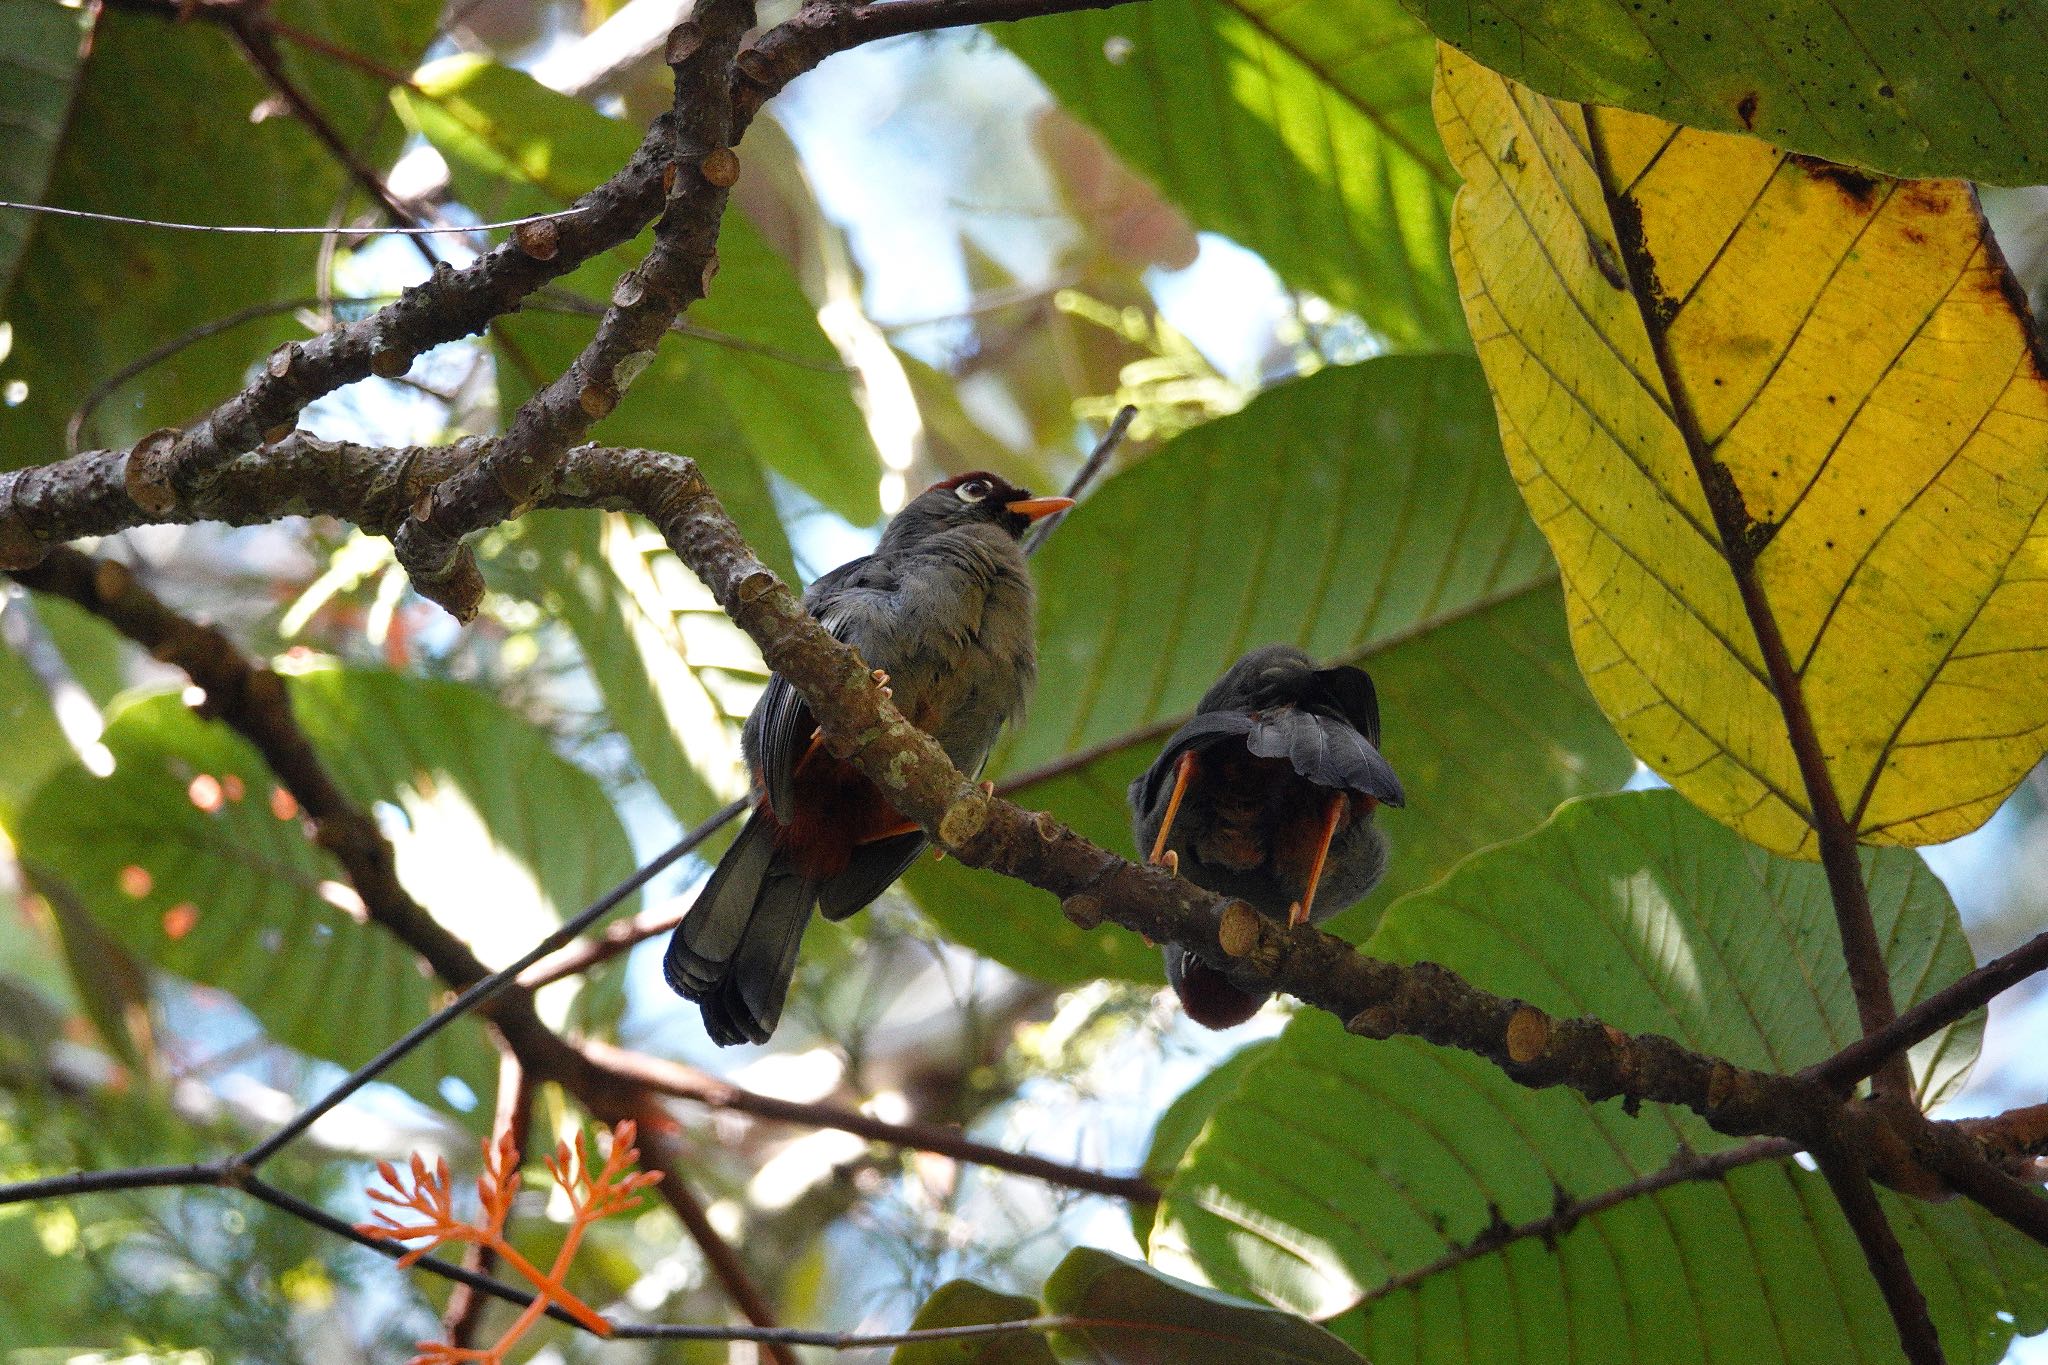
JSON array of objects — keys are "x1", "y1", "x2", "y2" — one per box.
[
  {"x1": 1357, "y1": 1138, "x2": 1796, "y2": 1308},
  {"x1": 222, "y1": 12, "x2": 438, "y2": 268},
  {"x1": 1578, "y1": 116, "x2": 1910, "y2": 1103},
  {"x1": 587, "y1": 1042, "x2": 1157, "y2": 1202},
  {"x1": 1810, "y1": 926, "x2": 2048, "y2": 1093},
  {"x1": 1814, "y1": 1149, "x2": 1947, "y2": 1364}
]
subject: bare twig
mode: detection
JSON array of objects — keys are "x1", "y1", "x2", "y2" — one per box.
[
  {"x1": 587, "y1": 1041, "x2": 1157, "y2": 1201},
  {"x1": 1815, "y1": 1150, "x2": 1947, "y2": 1364},
  {"x1": 1356, "y1": 1138, "x2": 1797, "y2": 1307},
  {"x1": 442, "y1": 1053, "x2": 535, "y2": 1348},
  {"x1": 1811, "y1": 925, "x2": 2048, "y2": 1093}
]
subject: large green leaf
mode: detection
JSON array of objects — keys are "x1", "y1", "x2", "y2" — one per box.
[
  {"x1": 0, "y1": 0, "x2": 439, "y2": 468},
  {"x1": 0, "y1": 0, "x2": 91, "y2": 300},
  {"x1": 399, "y1": 55, "x2": 877, "y2": 531},
  {"x1": 1150, "y1": 790, "x2": 2044, "y2": 1362},
  {"x1": 892, "y1": 1249, "x2": 1364, "y2": 1364},
  {"x1": 892, "y1": 1281, "x2": 1057, "y2": 1365},
  {"x1": 1406, "y1": 0, "x2": 2048, "y2": 185},
  {"x1": 1004, "y1": 0, "x2": 1464, "y2": 350},
  {"x1": 1046, "y1": 1247, "x2": 1365, "y2": 1363},
  {"x1": 904, "y1": 357, "x2": 1631, "y2": 983},
  {"x1": 17, "y1": 666, "x2": 635, "y2": 1114},
  {"x1": 508, "y1": 510, "x2": 761, "y2": 826}
]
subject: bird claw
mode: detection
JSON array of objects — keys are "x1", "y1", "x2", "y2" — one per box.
[
  {"x1": 1287, "y1": 900, "x2": 1308, "y2": 928},
  {"x1": 1151, "y1": 849, "x2": 1179, "y2": 876},
  {"x1": 978, "y1": 780, "x2": 995, "y2": 797},
  {"x1": 872, "y1": 668, "x2": 893, "y2": 700}
]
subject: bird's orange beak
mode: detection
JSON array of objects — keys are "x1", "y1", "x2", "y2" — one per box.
[{"x1": 1005, "y1": 495, "x2": 1075, "y2": 522}]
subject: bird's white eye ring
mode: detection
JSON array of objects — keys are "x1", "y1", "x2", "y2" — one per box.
[{"x1": 955, "y1": 479, "x2": 990, "y2": 503}]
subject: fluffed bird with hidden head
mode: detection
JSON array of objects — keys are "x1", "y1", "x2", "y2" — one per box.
[
  {"x1": 665, "y1": 472, "x2": 1072, "y2": 1046},
  {"x1": 1129, "y1": 644, "x2": 1405, "y2": 1029}
]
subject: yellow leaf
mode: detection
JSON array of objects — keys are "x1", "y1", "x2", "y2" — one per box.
[{"x1": 1436, "y1": 46, "x2": 2048, "y2": 857}]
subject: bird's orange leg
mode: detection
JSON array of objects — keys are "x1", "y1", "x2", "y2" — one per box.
[
  {"x1": 1148, "y1": 752, "x2": 1199, "y2": 875},
  {"x1": 1288, "y1": 792, "x2": 1350, "y2": 927}
]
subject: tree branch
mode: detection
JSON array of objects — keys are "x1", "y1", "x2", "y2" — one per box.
[
  {"x1": 1810, "y1": 925, "x2": 2048, "y2": 1093},
  {"x1": 586, "y1": 1041, "x2": 1157, "y2": 1201},
  {"x1": 391, "y1": 0, "x2": 757, "y2": 617},
  {"x1": 1815, "y1": 1149, "x2": 1947, "y2": 1364},
  {"x1": 1355, "y1": 1138, "x2": 1797, "y2": 1309}
]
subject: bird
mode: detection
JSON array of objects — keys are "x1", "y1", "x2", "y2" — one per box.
[
  {"x1": 1128, "y1": 645, "x2": 1405, "y2": 1029},
  {"x1": 665, "y1": 471, "x2": 1072, "y2": 1046}
]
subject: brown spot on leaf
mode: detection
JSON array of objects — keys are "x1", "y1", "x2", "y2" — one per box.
[
  {"x1": 162, "y1": 904, "x2": 199, "y2": 940},
  {"x1": 1735, "y1": 92, "x2": 1759, "y2": 129},
  {"x1": 118, "y1": 865, "x2": 153, "y2": 898},
  {"x1": 188, "y1": 774, "x2": 223, "y2": 813},
  {"x1": 1788, "y1": 154, "x2": 1880, "y2": 210}
]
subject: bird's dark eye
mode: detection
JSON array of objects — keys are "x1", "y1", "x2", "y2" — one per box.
[{"x1": 954, "y1": 479, "x2": 991, "y2": 504}]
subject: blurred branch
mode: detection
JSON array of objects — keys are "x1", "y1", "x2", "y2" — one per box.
[{"x1": 587, "y1": 1041, "x2": 1157, "y2": 1201}]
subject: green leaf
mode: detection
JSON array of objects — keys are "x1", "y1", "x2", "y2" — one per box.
[
  {"x1": 0, "y1": 610, "x2": 71, "y2": 830},
  {"x1": 1133, "y1": 1040, "x2": 1274, "y2": 1245},
  {"x1": 0, "y1": 0, "x2": 91, "y2": 300},
  {"x1": 1004, "y1": 0, "x2": 1464, "y2": 349},
  {"x1": 398, "y1": 55, "x2": 877, "y2": 534},
  {"x1": 508, "y1": 510, "x2": 758, "y2": 825},
  {"x1": 1406, "y1": 0, "x2": 2048, "y2": 185},
  {"x1": 1045, "y1": 1246, "x2": 1366, "y2": 1363},
  {"x1": 17, "y1": 666, "x2": 635, "y2": 1114},
  {"x1": 892, "y1": 1280, "x2": 1057, "y2": 1365},
  {"x1": 1151, "y1": 790, "x2": 2043, "y2": 1362},
  {"x1": 904, "y1": 357, "x2": 1631, "y2": 983},
  {"x1": 0, "y1": 0, "x2": 440, "y2": 467}
]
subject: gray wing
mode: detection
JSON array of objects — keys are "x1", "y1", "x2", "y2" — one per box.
[
  {"x1": 1127, "y1": 711, "x2": 1257, "y2": 817},
  {"x1": 750, "y1": 556, "x2": 896, "y2": 817},
  {"x1": 1245, "y1": 708, "x2": 1405, "y2": 806}
]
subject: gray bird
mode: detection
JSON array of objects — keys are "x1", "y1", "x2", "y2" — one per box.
[
  {"x1": 1129, "y1": 645, "x2": 1404, "y2": 1028},
  {"x1": 666, "y1": 472, "x2": 1072, "y2": 1046}
]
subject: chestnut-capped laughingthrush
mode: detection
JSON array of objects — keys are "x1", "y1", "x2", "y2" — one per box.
[
  {"x1": 1129, "y1": 645, "x2": 1404, "y2": 1028},
  {"x1": 665, "y1": 472, "x2": 1072, "y2": 1046}
]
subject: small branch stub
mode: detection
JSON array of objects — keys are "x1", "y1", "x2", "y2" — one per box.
[
  {"x1": 124, "y1": 428, "x2": 182, "y2": 517},
  {"x1": 1062, "y1": 893, "x2": 1104, "y2": 929},
  {"x1": 1217, "y1": 901, "x2": 1263, "y2": 959},
  {"x1": 513, "y1": 218, "x2": 561, "y2": 261},
  {"x1": 700, "y1": 146, "x2": 741, "y2": 188},
  {"x1": 1506, "y1": 1006, "x2": 1552, "y2": 1065},
  {"x1": 663, "y1": 19, "x2": 703, "y2": 64},
  {"x1": 369, "y1": 346, "x2": 411, "y2": 380}
]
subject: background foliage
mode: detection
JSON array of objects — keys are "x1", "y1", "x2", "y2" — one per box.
[{"x1": 1, "y1": 0, "x2": 2046, "y2": 1360}]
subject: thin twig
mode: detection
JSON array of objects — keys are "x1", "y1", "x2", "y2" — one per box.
[
  {"x1": 1810, "y1": 925, "x2": 2048, "y2": 1093},
  {"x1": 587, "y1": 1042, "x2": 1157, "y2": 1201},
  {"x1": 443, "y1": 1053, "x2": 535, "y2": 1348},
  {"x1": 1024, "y1": 403, "x2": 1136, "y2": 555},
  {"x1": 1354, "y1": 1138, "x2": 1797, "y2": 1308},
  {"x1": 238, "y1": 801, "x2": 739, "y2": 1167},
  {"x1": 1815, "y1": 1150, "x2": 1947, "y2": 1364}
]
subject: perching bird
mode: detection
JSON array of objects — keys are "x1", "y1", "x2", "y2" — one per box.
[
  {"x1": 666, "y1": 472, "x2": 1072, "y2": 1046},
  {"x1": 1129, "y1": 645, "x2": 1404, "y2": 1029}
]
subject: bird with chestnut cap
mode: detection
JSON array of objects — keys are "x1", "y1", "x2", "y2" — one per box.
[
  {"x1": 666, "y1": 472, "x2": 1072, "y2": 1046},
  {"x1": 1129, "y1": 645, "x2": 1404, "y2": 1029}
]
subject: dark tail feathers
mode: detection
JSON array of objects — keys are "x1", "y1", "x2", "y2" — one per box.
[{"x1": 664, "y1": 812, "x2": 818, "y2": 1047}]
